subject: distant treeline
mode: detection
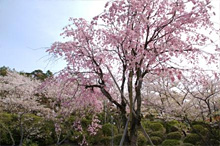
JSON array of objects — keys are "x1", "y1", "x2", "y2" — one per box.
[{"x1": 0, "y1": 66, "x2": 53, "y2": 81}]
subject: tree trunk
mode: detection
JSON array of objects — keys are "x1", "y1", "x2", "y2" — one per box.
[
  {"x1": 19, "y1": 114, "x2": 24, "y2": 146},
  {"x1": 121, "y1": 104, "x2": 130, "y2": 144},
  {"x1": 130, "y1": 113, "x2": 140, "y2": 146}
]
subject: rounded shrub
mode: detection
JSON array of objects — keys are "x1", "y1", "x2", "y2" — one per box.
[
  {"x1": 102, "y1": 123, "x2": 117, "y2": 136},
  {"x1": 184, "y1": 133, "x2": 200, "y2": 145},
  {"x1": 150, "y1": 131, "x2": 164, "y2": 139},
  {"x1": 100, "y1": 136, "x2": 112, "y2": 145},
  {"x1": 162, "y1": 139, "x2": 181, "y2": 146},
  {"x1": 165, "y1": 120, "x2": 180, "y2": 133},
  {"x1": 167, "y1": 120, "x2": 179, "y2": 125},
  {"x1": 192, "y1": 125, "x2": 209, "y2": 136},
  {"x1": 88, "y1": 130, "x2": 103, "y2": 145},
  {"x1": 149, "y1": 136, "x2": 162, "y2": 145},
  {"x1": 138, "y1": 133, "x2": 147, "y2": 146},
  {"x1": 113, "y1": 134, "x2": 122, "y2": 145},
  {"x1": 150, "y1": 123, "x2": 165, "y2": 132},
  {"x1": 183, "y1": 143, "x2": 194, "y2": 146},
  {"x1": 167, "y1": 131, "x2": 182, "y2": 140}
]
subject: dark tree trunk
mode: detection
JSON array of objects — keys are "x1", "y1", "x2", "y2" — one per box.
[
  {"x1": 130, "y1": 113, "x2": 141, "y2": 146},
  {"x1": 121, "y1": 102, "x2": 130, "y2": 144},
  {"x1": 130, "y1": 68, "x2": 142, "y2": 146}
]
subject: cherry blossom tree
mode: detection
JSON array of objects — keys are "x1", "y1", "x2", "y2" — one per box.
[
  {"x1": 47, "y1": 0, "x2": 220, "y2": 145},
  {"x1": 143, "y1": 73, "x2": 220, "y2": 126},
  {"x1": 0, "y1": 70, "x2": 53, "y2": 146},
  {"x1": 39, "y1": 74, "x2": 103, "y2": 145},
  {"x1": 0, "y1": 69, "x2": 103, "y2": 145}
]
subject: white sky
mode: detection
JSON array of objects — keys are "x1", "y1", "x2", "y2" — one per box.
[{"x1": 0, "y1": 0, "x2": 219, "y2": 73}]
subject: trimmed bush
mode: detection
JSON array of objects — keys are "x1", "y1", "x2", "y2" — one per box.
[
  {"x1": 184, "y1": 133, "x2": 200, "y2": 145},
  {"x1": 167, "y1": 120, "x2": 179, "y2": 126},
  {"x1": 113, "y1": 134, "x2": 122, "y2": 145},
  {"x1": 150, "y1": 131, "x2": 164, "y2": 139},
  {"x1": 183, "y1": 143, "x2": 194, "y2": 146},
  {"x1": 167, "y1": 131, "x2": 182, "y2": 140},
  {"x1": 88, "y1": 130, "x2": 103, "y2": 145},
  {"x1": 192, "y1": 125, "x2": 209, "y2": 136},
  {"x1": 149, "y1": 136, "x2": 162, "y2": 145},
  {"x1": 138, "y1": 133, "x2": 147, "y2": 146},
  {"x1": 100, "y1": 136, "x2": 112, "y2": 145},
  {"x1": 169, "y1": 126, "x2": 179, "y2": 132},
  {"x1": 102, "y1": 123, "x2": 117, "y2": 136},
  {"x1": 150, "y1": 123, "x2": 164, "y2": 131},
  {"x1": 162, "y1": 139, "x2": 181, "y2": 146},
  {"x1": 165, "y1": 120, "x2": 180, "y2": 133}
]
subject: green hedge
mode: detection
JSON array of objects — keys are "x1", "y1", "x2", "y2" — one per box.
[
  {"x1": 184, "y1": 133, "x2": 200, "y2": 145},
  {"x1": 162, "y1": 139, "x2": 181, "y2": 146},
  {"x1": 102, "y1": 123, "x2": 117, "y2": 136},
  {"x1": 192, "y1": 124, "x2": 209, "y2": 136},
  {"x1": 167, "y1": 131, "x2": 182, "y2": 140},
  {"x1": 138, "y1": 132, "x2": 147, "y2": 146},
  {"x1": 150, "y1": 131, "x2": 164, "y2": 139},
  {"x1": 0, "y1": 112, "x2": 56, "y2": 145},
  {"x1": 149, "y1": 136, "x2": 162, "y2": 145}
]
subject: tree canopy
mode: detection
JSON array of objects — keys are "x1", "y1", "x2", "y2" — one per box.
[{"x1": 47, "y1": 0, "x2": 220, "y2": 145}]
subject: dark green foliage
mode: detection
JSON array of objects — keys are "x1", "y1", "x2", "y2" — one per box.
[
  {"x1": 102, "y1": 123, "x2": 117, "y2": 136},
  {"x1": 210, "y1": 128, "x2": 220, "y2": 141},
  {"x1": 46, "y1": 70, "x2": 53, "y2": 78},
  {"x1": 191, "y1": 124, "x2": 208, "y2": 136},
  {"x1": 142, "y1": 120, "x2": 166, "y2": 133},
  {"x1": 184, "y1": 133, "x2": 200, "y2": 145},
  {"x1": 183, "y1": 143, "x2": 194, "y2": 146},
  {"x1": 0, "y1": 112, "x2": 56, "y2": 145},
  {"x1": 167, "y1": 131, "x2": 182, "y2": 140},
  {"x1": 81, "y1": 117, "x2": 92, "y2": 129},
  {"x1": 23, "y1": 139, "x2": 39, "y2": 146},
  {"x1": 30, "y1": 69, "x2": 48, "y2": 81},
  {"x1": 210, "y1": 139, "x2": 220, "y2": 145},
  {"x1": 150, "y1": 131, "x2": 165, "y2": 139},
  {"x1": 191, "y1": 121, "x2": 207, "y2": 126},
  {"x1": 165, "y1": 120, "x2": 180, "y2": 133},
  {"x1": 145, "y1": 114, "x2": 155, "y2": 121},
  {"x1": 88, "y1": 130, "x2": 103, "y2": 145},
  {"x1": 22, "y1": 69, "x2": 53, "y2": 81},
  {"x1": 0, "y1": 128, "x2": 12, "y2": 145},
  {"x1": 100, "y1": 136, "x2": 112, "y2": 145},
  {"x1": 150, "y1": 123, "x2": 164, "y2": 131},
  {"x1": 113, "y1": 134, "x2": 122, "y2": 145},
  {"x1": 162, "y1": 139, "x2": 181, "y2": 146},
  {"x1": 149, "y1": 136, "x2": 162, "y2": 145},
  {"x1": 36, "y1": 120, "x2": 56, "y2": 145},
  {"x1": 167, "y1": 120, "x2": 179, "y2": 125},
  {"x1": 138, "y1": 132, "x2": 147, "y2": 146},
  {"x1": 0, "y1": 66, "x2": 8, "y2": 76},
  {"x1": 0, "y1": 112, "x2": 19, "y2": 144}
]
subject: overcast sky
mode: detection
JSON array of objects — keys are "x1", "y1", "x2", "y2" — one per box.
[{"x1": 0, "y1": 0, "x2": 219, "y2": 73}]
